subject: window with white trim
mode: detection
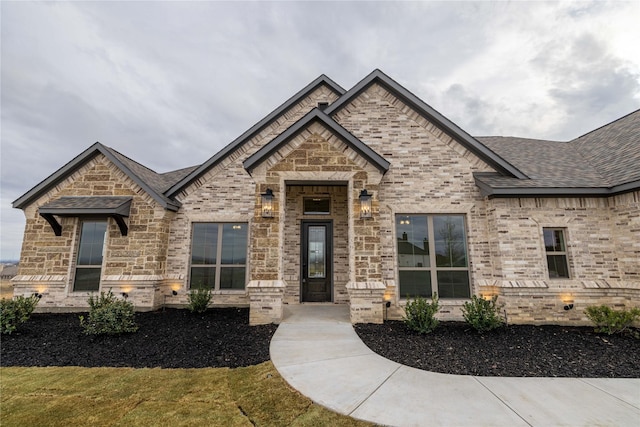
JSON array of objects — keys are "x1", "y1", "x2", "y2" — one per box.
[
  {"x1": 73, "y1": 221, "x2": 107, "y2": 291},
  {"x1": 543, "y1": 228, "x2": 569, "y2": 278},
  {"x1": 396, "y1": 214, "x2": 470, "y2": 298},
  {"x1": 190, "y1": 223, "x2": 248, "y2": 290}
]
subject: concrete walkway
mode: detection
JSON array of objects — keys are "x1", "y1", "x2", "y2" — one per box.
[{"x1": 270, "y1": 305, "x2": 640, "y2": 427}]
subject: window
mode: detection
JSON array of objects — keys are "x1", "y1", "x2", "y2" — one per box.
[
  {"x1": 73, "y1": 221, "x2": 107, "y2": 291},
  {"x1": 190, "y1": 223, "x2": 248, "y2": 290},
  {"x1": 543, "y1": 228, "x2": 569, "y2": 278},
  {"x1": 396, "y1": 215, "x2": 470, "y2": 298},
  {"x1": 304, "y1": 198, "x2": 330, "y2": 215}
]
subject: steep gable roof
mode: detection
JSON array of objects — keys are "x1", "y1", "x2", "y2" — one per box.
[
  {"x1": 166, "y1": 74, "x2": 345, "y2": 198},
  {"x1": 325, "y1": 69, "x2": 528, "y2": 180},
  {"x1": 12, "y1": 142, "x2": 188, "y2": 211},
  {"x1": 243, "y1": 108, "x2": 390, "y2": 174}
]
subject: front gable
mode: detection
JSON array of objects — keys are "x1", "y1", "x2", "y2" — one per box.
[{"x1": 243, "y1": 108, "x2": 389, "y2": 181}]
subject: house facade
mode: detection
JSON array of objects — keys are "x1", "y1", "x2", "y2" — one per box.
[{"x1": 12, "y1": 70, "x2": 640, "y2": 325}]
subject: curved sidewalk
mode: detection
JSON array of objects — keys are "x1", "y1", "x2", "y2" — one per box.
[{"x1": 270, "y1": 305, "x2": 640, "y2": 427}]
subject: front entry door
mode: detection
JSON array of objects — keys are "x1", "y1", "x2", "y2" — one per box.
[{"x1": 301, "y1": 221, "x2": 332, "y2": 302}]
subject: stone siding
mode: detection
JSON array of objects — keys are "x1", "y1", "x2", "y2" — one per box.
[{"x1": 15, "y1": 154, "x2": 173, "y2": 310}]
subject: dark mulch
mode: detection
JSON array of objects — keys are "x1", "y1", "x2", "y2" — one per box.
[
  {"x1": 3, "y1": 310, "x2": 639, "y2": 378},
  {"x1": 1, "y1": 308, "x2": 277, "y2": 369},
  {"x1": 355, "y1": 321, "x2": 640, "y2": 378}
]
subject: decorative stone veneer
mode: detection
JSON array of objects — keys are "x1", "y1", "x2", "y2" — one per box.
[
  {"x1": 247, "y1": 280, "x2": 285, "y2": 325},
  {"x1": 346, "y1": 281, "x2": 386, "y2": 324},
  {"x1": 283, "y1": 185, "x2": 348, "y2": 303},
  {"x1": 164, "y1": 86, "x2": 340, "y2": 306},
  {"x1": 15, "y1": 154, "x2": 173, "y2": 310}
]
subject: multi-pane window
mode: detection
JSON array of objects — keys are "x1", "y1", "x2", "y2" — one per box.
[
  {"x1": 543, "y1": 228, "x2": 569, "y2": 278},
  {"x1": 396, "y1": 214, "x2": 470, "y2": 298},
  {"x1": 73, "y1": 221, "x2": 107, "y2": 291},
  {"x1": 190, "y1": 223, "x2": 248, "y2": 290}
]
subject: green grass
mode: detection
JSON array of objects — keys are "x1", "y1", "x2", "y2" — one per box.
[{"x1": 1, "y1": 362, "x2": 374, "y2": 426}]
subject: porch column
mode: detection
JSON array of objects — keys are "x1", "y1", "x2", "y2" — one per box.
[
  {"x1": 247, "y1": 280, "x2": 286, "y2": 325},
  {"x1": 346, "y1": 281, "x2": 386, "y2": 324}
]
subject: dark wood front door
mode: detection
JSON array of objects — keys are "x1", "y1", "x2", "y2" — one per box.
[{"x1": 301, "y1": 221, "x2": 332, "y2": 302}]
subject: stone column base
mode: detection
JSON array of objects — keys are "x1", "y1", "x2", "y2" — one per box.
[
  {"x1": 346, "y1": 281, "x2": 386, "y2": 324},
  {"x1": 247, "y1": 280, "x2": 286, "y2": 325}
]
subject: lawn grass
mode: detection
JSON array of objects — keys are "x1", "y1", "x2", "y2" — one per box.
[{"x1": 0, "y1": 362, "x2": 374, "y2": 426}]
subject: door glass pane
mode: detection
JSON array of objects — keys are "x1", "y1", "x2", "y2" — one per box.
[
  {"x1": 220, "y1": 267, "x2": 246, "y2": 289},
  {"x1": 399, "y1": 270, "x2": 432, "y2": 298},
  {"x1": 434, "y1": 215, "x2": 468, "y2": 267},
  {"x1": 437, "y1": 271, "x2": 471, "y2": 298},
  {"x1": 308, "y1": 226, "x2": 326, "y2": 278},
  {"x1": 221, "y1": 224, "x2": 247, "y2": 264},
  {"x1": 191, "y1": 223, "x2": 218, "y2": 265},
  {"x1": 396, "y1": 215, "x2": 430, "y2": 267}
]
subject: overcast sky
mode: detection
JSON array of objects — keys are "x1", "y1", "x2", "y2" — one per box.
[{"x1": 1, "y1": 1, "x2": 639, "y2": 261}]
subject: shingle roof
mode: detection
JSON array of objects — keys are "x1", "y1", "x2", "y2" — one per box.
[
  {"x1": 38, "y1": 196, "x2": 132, "y2": 212},
  {"x1": 474, "y1": 109, "x2": 640, "y2": 195},
  {"x1": 570, "y1": 109, "x2": 640, "y2": 186},
  {"x1": 13, "y1": 143, "x2": 196, "y2": 211}
]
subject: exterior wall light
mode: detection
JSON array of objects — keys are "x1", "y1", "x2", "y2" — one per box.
[
  {"x1": 122, "y1": 292, "x2": 129, "y2": 299},
  {"x1": 261, "y1": 188, "x2": 274, "y2": 218},
  {"x1": 172, "y1": 290, "x2": 178, "y2": 296},
  {"x1": 564, "y1": 303, "x2": 574, "y2": 310},
  {"x1": 359, "y1": 189, "x2": 372, "y2": 219}
]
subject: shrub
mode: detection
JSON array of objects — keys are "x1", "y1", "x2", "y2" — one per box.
[
  {"x1": 585, "y1": 305, "x2": 640, "y2": 335},
  {"x1": 0, "y1": 295, "x2": 40, "y2": 335},
  {"x1": 188, "y1": 287, "x2": 213, "y2": 313},
  {"x1": 404, "y1": 294, "x2": 440, "y2": 334},
  {"x1": 462, "y1": 295, "x2": 505, "y2": 333},
  {"x1": 79, "y1": 290, "x2": 138, "y2": 335}
]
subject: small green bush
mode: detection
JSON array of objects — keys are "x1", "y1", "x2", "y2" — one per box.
[
  {"x1": 404, "y1": 294, "x2": 440, "y2": 334},
  {"x1": 79, "y1": 290, "x2": 138, "y2": 335},
  {"x1": 462, "y1": 295, "x2": 505, "y2": 333},
  {"x1": 0, "y1": 295, "x2": 40, "y2": 335},
  {"x1": 585, "y1": 305, "x2": 640, "y2": 335},
  {"x1": 188, "y1": 287, "x2": 213, "y2": 313}
]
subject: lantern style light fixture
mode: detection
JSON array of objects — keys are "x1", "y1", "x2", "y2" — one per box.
[
  {"x1": 359, "y1": 189, "x2": 372, "y2": 219},
  {"x1": 261, "y1": 188, "x2": 274, "y2": 218}
]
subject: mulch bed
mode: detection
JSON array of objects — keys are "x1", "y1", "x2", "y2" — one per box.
[
  {"x1": 355, "y1": 321, "x2": 640, "y2": 378},
  {"x1": 3, "y1": 309, "x2": 639, "y2": 378},
  {"x1": 1, "y1": 308, "x2": 277, "y2": 368}
]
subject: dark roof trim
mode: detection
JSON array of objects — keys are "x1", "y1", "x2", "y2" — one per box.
[
  {"x1": 243, "y1": 108, "x2": 390, "y2": 174},
  {"x1": 38, "y1": 196, "x2": 132, "y2": 236},
  {"x1": 167, "y1": 75, "x2": 346, "y2": 198},
  {"x1": 325, "y1": 69, "x2": 528, "y2": 180},
  {"x1": 13, "y1": 142, "x2": 180, "y2": 211},
  {"x1": 474, "y1": 174, "x2": 640, "y2": 198},
  {"x1": 570, "y1": 107, "x2": 640, "y2": 142}
]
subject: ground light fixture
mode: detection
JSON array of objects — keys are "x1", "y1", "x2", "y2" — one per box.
[
  {"x1": 359, "y1": 189, "x2": 372, "y2": 218},
  {"x1": 261, "y1": 188, "x2": 274, "y2": 218}
]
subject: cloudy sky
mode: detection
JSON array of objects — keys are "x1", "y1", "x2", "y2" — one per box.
[{"x1": 1, "y1": 1, "x2": 639, "y2": 260}]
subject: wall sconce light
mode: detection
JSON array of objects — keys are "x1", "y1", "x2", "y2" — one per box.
[
  {"x1": 564, "y1": 303, "x2": 574, "y2": 311},
  {"x1": 359, "y1": 189, "x2": 372, "y2": 219},
  {"x1": 122, "y1": 292, "x2": 129, "y2": 299},
  {"x1": 32, "y1": 293, "x2": 43, "y2": 299},
  {"x1": 261, "y1": 188, "x2": 274, "y2": 218},
  {"x1": 172, "y1": 290, "x2": 178, "y2": 296}
]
